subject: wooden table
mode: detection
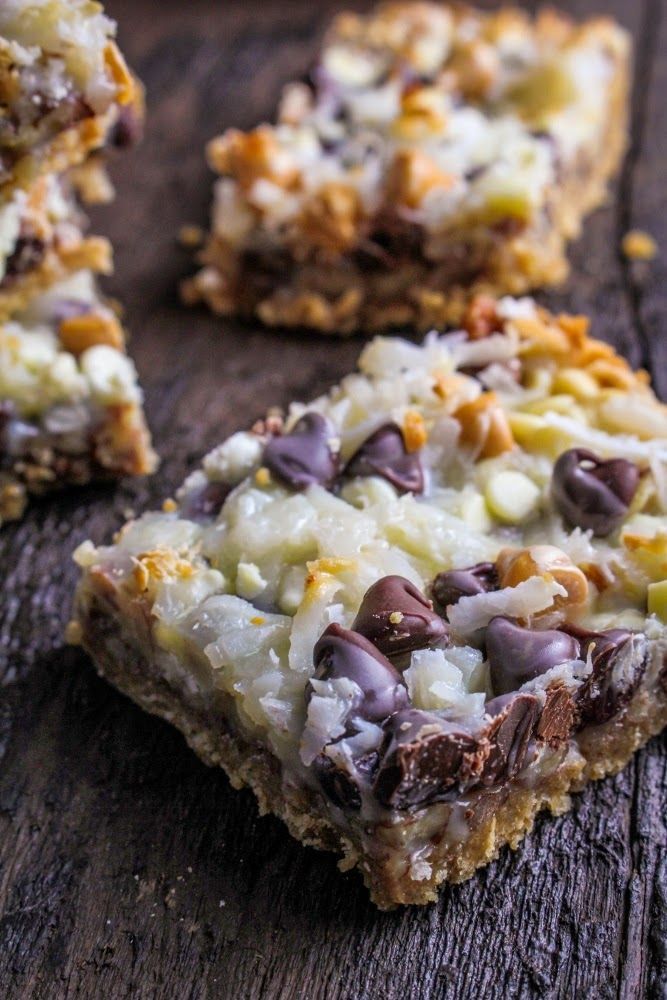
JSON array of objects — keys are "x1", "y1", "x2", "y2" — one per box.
[{"x1": 1, "y1": 1, "x2": 665, "y2": 996}]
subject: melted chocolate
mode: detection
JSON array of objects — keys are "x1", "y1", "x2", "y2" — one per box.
[
  {"x1": 180, "y1": 480, "x2": 231, "y2": 520},
  {"x1": 344, "y1": 423, "x2": 423, "y2": 495},
  {"x1": 431, "y1": 562, "x2": 498, "y2": 612},
  {"x1": 263, "y1": 412, "x2": 339, "y2": 490},
  {"x1": 482, "y1": 693, "x2": 540, "y2": 784},
  {"x1": 374, "y1": 709, "x2": 483, "y2": 809},
  {"x1": 561, "y1": 624, "x2": 648, "y2": 726},
  {"x1": 352, "y1": 576, "x2": 449, "y2": 659},
  {"x1": 486, "y1": 617, "x2": 580, "y2": 697},
  {"x1": 551, "y1": 448, "x2": 640, "y2": 537},
  {"x1": 311, "y1": 623, "x2": 408, "y2": 723}
]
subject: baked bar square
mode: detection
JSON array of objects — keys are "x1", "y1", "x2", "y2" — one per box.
[
  {"x1": 73, "y1": 296, "x2": 667, "y2": 907},
  {"x1": 184, "y1": 2, "x2": 630, "y2": 333},
  {"x1": 0, "y1": 0, "x2": 142, "y2": 196},
  {"x1": 0, "y1": 167, "x2": 114, "y2": 318},
  {"x1": 0, "y1": 270, "x2": 156, "y2": 525}
]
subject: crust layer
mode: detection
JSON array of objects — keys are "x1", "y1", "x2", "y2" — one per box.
[{"x1": 76, "y1": 588, "x2": 667, "y2": 909}]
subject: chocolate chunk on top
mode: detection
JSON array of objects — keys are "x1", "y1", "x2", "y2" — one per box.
[
  {"x1": 352, "y1": 575, "x2": 449, "y2": 658},
  {"x1": 562, "y1": 624, "x2": 648, "y2": 725},
  {"x1": 179, "y1": 480, "x2": 231, "y2": 521},
  {"x1": 486, "y1": 617, "x2": 580, "y2": 697},
  {"x1": 311, "y1": 622, "x2": 408, "y2": 723},
  {"x1": 343, "y1": 422, "x2": 424, "y2": 494},
  {"x1": 374, "y1": 709, "x2": 483, "y2": 810},
  {"x1": 431, "y1": 561, "x2": 498, "y2": 612},
  {"x1": 482, "y1": 692, "x2": 540, "y2": 783},
  {"x1": 551, "y1": 447, "x2": 640, "y2": 537},
  {"x1": 263, "y1": 412, "x2": 339, "y2": 490}
]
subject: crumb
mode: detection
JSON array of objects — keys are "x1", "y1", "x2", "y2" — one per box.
[
  {"x1": 255, "y1": 466, "x2": 271, "y2": 487},
  {"x1": 122, "y1": 508, "x2": 136, "y2": 520},
  {"x1": 179, "y1": 224, "x2": 204, "y2": 248},
  {"x1": 622, "y1": 229, "x2": 657, "y2": 261},
  {"x1": 162, "y1": 498, "x2": 178, "y2": 512},
  {"x1": 65, "y1": 619, "x2": 83, "y2": 645}
]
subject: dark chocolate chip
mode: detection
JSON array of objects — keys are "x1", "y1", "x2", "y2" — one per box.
[
  {"x1": 562, "y1": 624, "x2": 648, "y2": 726},
  {"x1": 311, "y1": 623, "x2": 408, "y2": 723},
  {"x1": 481, "y1": 692, "x2": 540, "y2": 784},
  {"x1": 431, "y1": 562, "x2": 498, "y2": 612},
  {"x1": 3, "y1": 235, "x2": 45, "y2": 281},
  {"x1": 180, "y1": 480, "x2": 231, "y2": 520},
  {"x1": 109, "y1": 105, "x2": 144, "y2": 148},
  {"x1": 263, "y1": 412, "x2": 339, "y2": 490},
  {"x1": 374, "y1": 709, "x2": 483, "y2": 810},
  {"x1": 535, "y1": 685, "x2": 576, "y2": 745},
  {"x1": 344, "y1": 423, "x2": 423, "y2": 495},
  {"x1": 551, "y1": 448, "x2": 640, "y2": 537},
  {"x1": 312, "y1": 753, "x2": 362, "y2": 811},
  {"x1": 486, "y1": 617, "x2": 580, "y2": 697},
  {"x1": 352, "y1": 575, "x2": 449, "y2": 658}
]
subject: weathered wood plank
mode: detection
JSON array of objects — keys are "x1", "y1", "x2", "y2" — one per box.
[{"x1": 0, "y1": 1, "x2": 665, "y2": 997}]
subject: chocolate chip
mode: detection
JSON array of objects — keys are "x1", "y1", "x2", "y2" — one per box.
[
  {"x1": 3, "y1": 235, "x2": 45, "y2": 281},
  {"x1": 486, "y1": 617, "x2": 580, "y2": 697},
  {"x1": 481, "y1": 693, "x2": 540, "y2": 783},
  {"x1": 180, "y1": 480, "x2": 231, "y2": 520},
  {"x1": 312, "y1": 753, "x2": 362, "y2": 811},
  {"x1": 374, "y1": 709, "x2": 483, "y2": 809},
  {"x1": 311, "y1": 623, "x2": 408, "y2": 723},
  {"x1": 263, "y1": 412, "x2": 339, "y2": 490},
  {"x1": 344, "y1": 423, "x2": 423, "y2": 495},
  {"x1": 562, "y1": 624, "x2": 648, "y2": 726},
  {"x1": 352, "y1": 575, "x2": 449, "y2": 659},
  {"x1": 535, "y1": 685, "x2": 576, "y2": 745},
  {"x1": 431, "y1": 562, "x2": 498, "y2": 612},
  {"x1": 109, "y1": 105, "x2": 144, "y2": 148},
  {"x1": 551, "y1": 448, "x2": 640, "y2": 537}
]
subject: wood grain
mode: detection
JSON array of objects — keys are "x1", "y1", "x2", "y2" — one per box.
[{"x1": 0, "y1": 1, "x2": 665, "y2": 997}]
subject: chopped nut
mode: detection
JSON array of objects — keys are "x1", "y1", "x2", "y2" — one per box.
[
  {"x1": 402, "y1": 410, "x2": 427, "y2": 452},
  {"x1": 65, "y1": 619, "x2": 83, "y2": 645},
  {"x1": 104, "y1": 42, "x2": 136, "y2": 105},
  {"x1": 386, "y1": 149, "x2": 454, "y2": 209},
  {"x1": 622, "y1": 229, "x2": 657, "y2": 261},
  {"x1": 179, "y1": 225, "x2": 204, "y2": 248},
  {"x1": 299, "y1": 183, "x2": 362, "y2": 254},
  {"x1": 462, "y1": 295, "x2": 502, "y2": 340}
]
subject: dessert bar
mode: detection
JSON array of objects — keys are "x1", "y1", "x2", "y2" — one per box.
[
  {"x1": 184, "y1": 3, "x2": 630, "y2": 333},
  {"x1": 0, "y1": 270, "x2": 156, "y2": 525},
  {"x1": 73, "y1": 297, "x2": 667, "y2": 907}
]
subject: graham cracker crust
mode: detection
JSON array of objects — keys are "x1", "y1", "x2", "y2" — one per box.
[{"x1": 76, "y1": 588, "x2": 666, "y2": 910}]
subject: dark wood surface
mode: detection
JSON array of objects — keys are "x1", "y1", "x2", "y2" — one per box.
[{"x1": 1, "y1": 1, "x2": 666, "y2": 996}]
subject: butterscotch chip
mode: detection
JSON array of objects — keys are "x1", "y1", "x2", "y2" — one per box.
[{"x1": 58, "y1": 313, "x2": 125, "y2": 354}]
